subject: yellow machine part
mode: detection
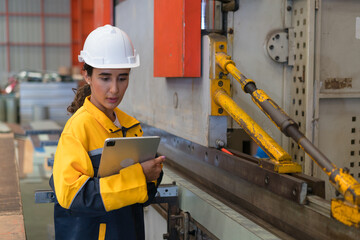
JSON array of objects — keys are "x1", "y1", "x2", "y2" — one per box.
[
  {"x1": 215, "y1": 50, "x2": 360, "y2": 228},
  {"x1": 210, "y1": 39, "x2": 230, "y2": 116},
  {"x1": 331, "y1": 198, "x2": 360, "y2": 227},
  {"x1": 210, "y1": 36, "x2": 301, "y2": 173},
  {"x1": 332, "y1": 168, "x2": 360, "y2": 206},
  {"x1": 213, "y1": 89, "x2": 301, "y2": 173}
]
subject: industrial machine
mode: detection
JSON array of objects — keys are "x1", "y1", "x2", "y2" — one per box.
[{"x1": 114, "y1": 0, "x2": 360, "y2": 239}]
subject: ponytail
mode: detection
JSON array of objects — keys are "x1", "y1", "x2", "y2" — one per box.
[{"x1": 67, "y1": 63, "x2": 93, "y2": 114}]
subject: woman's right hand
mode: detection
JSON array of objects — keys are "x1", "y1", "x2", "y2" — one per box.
[{"x1": 140, "y1": 156, "x2": 165, "y2": 182}]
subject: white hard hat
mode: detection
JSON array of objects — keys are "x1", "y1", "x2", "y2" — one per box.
[{"x1": 78, "y1": 25, "x2": 140, "y2": 69}]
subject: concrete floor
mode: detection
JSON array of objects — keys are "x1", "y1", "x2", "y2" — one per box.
[{"x1": 20, "y1": 179, "x2": 54, "y2": 240}]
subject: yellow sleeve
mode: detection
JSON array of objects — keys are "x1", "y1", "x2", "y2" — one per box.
[
  {"x1": 100, "y1": 163, "x2": 148, "y2": 211},
  {"x1": 53, "y1": 133, "x2": 93, "y2": 209}
]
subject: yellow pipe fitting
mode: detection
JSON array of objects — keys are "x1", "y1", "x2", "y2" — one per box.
[
  {"x1": 251, "y1": 89, "x2": 270, "y2": 103},
  {"x1": 332, "y1": 168, "x2": 360, "y2": 205},
  {"x1": 213, "y1": 89, "x2": 291, "y2": 163},
  {"x1": 215, "y1": 52, "x2": 234, "y2": 74},
  {"x1": 216, "y1": 53, "x2": 255, "y2": 91}
]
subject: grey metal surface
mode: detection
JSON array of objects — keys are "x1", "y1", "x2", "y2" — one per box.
[
  {"x1": 0, "y1": 0, "x2": 5, "y2": 12},
  {"x1": 9, "y1": 16, "x2": 42, "y2": 43},
  {"x1": 318, "y1": 0, "x2": 360, "y2": 95},
  {"x1": 115, "y1": 1, "x2": 227, "y2": 147},
  {"x1": 208, "y1": 115, "x2": 227, "y2": 148},
  {"x1": 156, "y1": 132, "x2": 360, "y2": 239},
  {"x1": 266, "y1": 31, "x2": 289, "y2": 63},
  {"x1": 317, "y1": 98, "x2": 360, "y2": 199},
  {"x1": 201, "y1": 0, "x2": 223, "y2": 33},
  {"x1": 45, "y1": 46, "x2": 71, "y2": 72},
  {"x1": 162, "y1": 167, "x2": 281, "y2": 240},
  {"x1": 34, "y1": 185, "x2": 178, "y2": 204},
  {"x1": 144, "y1": 124, "x2": 314, "y2": 204},
  {"x1": 19, "y1": 82, "x2": 76, "y2": 126},
  {"x1": 44, "y1": 0, "x2": 70, "y2": 14},
  {"x1": 141, "y1": 123, "x2": 359, "y2": 239},
  {"x1": 170, "y1": 141, "x2": 308, "y2": 204},
  {"x1": 10, "y1": 45, "x2": 43, "y2": 71},
  {"x1": 8, "y1": 0, "x2": 41, "y2": 13},
  {"x1": 144, "y1": 206, "x2": 168, "y2": 240},
  {"x1": 1, "y1": 0, "x2": 71, "y2": 86},
  {"x1": 114, "y1": 1, "x2": 360, "y2": 235},
  {"x1": 23, "y1": 120, "x2": 62, "y2": 135},
  {"x1": 227, "y1": 0, "x2": 289, "y2": 148},
  {"x1": 44, "y1": 17, "x2": 70, "y2": 44},
  {"x1": 156, "y1": 184, "x2": 178, "y2": 198},
  {"x1": 312, "y1": 0, "x2": 360, "y2": 200},
  {"x1": 0, "y1": 16, "x2": 6, "y2": 42},
  {"x1": 0, "y1": 45, "x2": 6, "y2": 86}
]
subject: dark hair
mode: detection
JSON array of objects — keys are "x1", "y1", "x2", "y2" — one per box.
[{"x1": 67, "y1": 63, "x2": 93, "y2": 114}]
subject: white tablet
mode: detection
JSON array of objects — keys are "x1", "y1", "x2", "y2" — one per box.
[{"x1": 97, "y1": 136, "x2": 161, "y2": 177}]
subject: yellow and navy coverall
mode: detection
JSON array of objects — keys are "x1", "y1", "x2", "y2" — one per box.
[{"x1": 49, "y1": 96, "x2": 162, "y2": 240}]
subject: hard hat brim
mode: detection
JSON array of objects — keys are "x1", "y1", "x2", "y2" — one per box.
[{"x1": 78, "y1": 54, "x2": 140, "y2": 69}]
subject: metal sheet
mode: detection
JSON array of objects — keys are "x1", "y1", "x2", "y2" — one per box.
[
  {"x1": 10, "y1": 46, "x2": 42, "y2": 72},
  {"x1": 45, "y1": 46, "x2": 71, "y2": 71},
  {"x1": 313, "y1": 0, "x2": 360, "y2": 200},
  {"x1": 115, "y1": 1, "x2": 226, "y2": 147},
  {"x1": 44, "y1": 0, "x2": 70, "y2": 14},
  {"x1": 318, "y1": 98, "x2": 360, "y2": 199},
  {"x1": 0, "y1": 46, "x2": 7, "y2": 84},
  {"x1": 0, "y1": 0, "x2": 5, "y2": 11},
  {"x1": 8, "y1": 0, "x2": 41, "y2": 13},
  {"x1": 19, "y1": 82, "x2": 76, "y2": 126},
  {"x1": 319, "y1": 0, "x2": 360, "y2": 95},
  {"x1": 144, "y1": 206, "x2": 168, "y2": 240},
  {"x1": 9, "y1": 16, "x2": 42, "y2": 43},
  {"x1": 0, "y1": 16, "x2": 6, "y2": 42},
  {"x1": 44, "y1": 17, "x2": 70, "y2": 44}
]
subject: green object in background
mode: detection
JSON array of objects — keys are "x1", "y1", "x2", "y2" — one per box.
[
  {"x1": 5, "y1": 94, "x2": 19, "y2": 123},
  {"x1": 0, "y1": 96, "x2": 6, "y2": 122}
]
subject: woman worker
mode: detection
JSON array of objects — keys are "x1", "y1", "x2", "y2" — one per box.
[{"x1": 49, "y1": 25, "x2": 164, "y2": 240}]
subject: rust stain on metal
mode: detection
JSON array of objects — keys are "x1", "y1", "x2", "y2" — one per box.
[{"x1": 325, "y1": 78, "x2": 352, "y2": 89}]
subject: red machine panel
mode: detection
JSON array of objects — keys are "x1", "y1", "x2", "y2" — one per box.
[{"x1": 154, "y1": 0, "x2": 201, "y2": 77}]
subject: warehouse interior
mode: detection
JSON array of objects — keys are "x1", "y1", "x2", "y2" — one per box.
[{"x1": 1, "y1": 0, "x2": 360, "y2": 239}]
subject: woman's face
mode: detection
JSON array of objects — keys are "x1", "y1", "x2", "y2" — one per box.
[{"x1": 85, "y1": 68, "x2": 130, "y2": 119}]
